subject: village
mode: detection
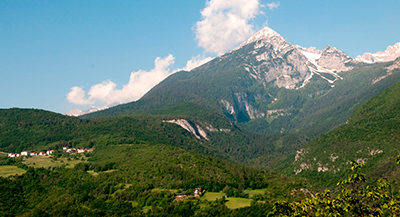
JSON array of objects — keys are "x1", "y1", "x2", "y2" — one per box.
[
  {"x1": 176, "y1": 188, "x2": 203, "y2": 200},
  {"x1": 7, "y1": 147, "x2": 88, "y2": 158}
]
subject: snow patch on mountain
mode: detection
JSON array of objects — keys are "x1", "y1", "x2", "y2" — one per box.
[
  {"x1": 295, "y1": 45, "x2": 349, "y2": 88},
  {"x1": 301, "y1": 50, "x2": 321, "y2": 61}
]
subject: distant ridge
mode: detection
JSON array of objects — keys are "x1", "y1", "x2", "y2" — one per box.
[{"x1": 355, "y1": 42, "x2": 400, "y2": 63}]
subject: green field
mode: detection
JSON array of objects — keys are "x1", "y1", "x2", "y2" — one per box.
[
  {"x1": 200, "y1": 192, "x2": 252, "y2": 209},
  {"x1": 0, "y1": 165, "x2": 26, "y2": 177},
  {"x1": 201, "y1": 192, "x2": 226, "y2": 201},
  {"x1": 23, "y1": 155, "x2": 87, "y2": 168},
  {"x1": 225, "y1": 197, "x2": 253, "y2": 209}
]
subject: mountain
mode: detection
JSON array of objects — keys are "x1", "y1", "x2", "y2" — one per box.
[
  {"x1": 288, "y1": 73, "x2": 400, "y2": 188},
  {"x1": 228, "y1": 27, "x2": 352, "y2": 89},
  {"x1": 65, "y1": 103, "x2": 121, "y2": 116},
  {"x1": 65, "y1": 106, "x2": 106, "y2": 117},
  {"x1": 355, "y1": 42, "x2": 400, "y2": 63},
  {"x1": 85, "y1": 27, "x2": 400, "y2": 139}
]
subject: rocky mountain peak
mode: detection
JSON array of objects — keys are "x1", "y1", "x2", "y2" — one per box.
[
  {"x1": 228, "y1": 27, "x2": 310, "y2": 89},
  {"x1": 227, "y1": 27, "x2": 356, "y2": 91},
  {"x1": 355, "y1": 42, "x2": 400, "y2": 63},
  {"x1": 318, "y1": 45, "x2": 352, "y2": 72},
  {"x1": 321, "y1": 45, "x2": 336, "y2": 53},
  {"x1": 305, "y1": 46, "x2": 322, "y2": 54},
  {"x1": 233, "y1": 27, "x2": 286, "y2": 51}
]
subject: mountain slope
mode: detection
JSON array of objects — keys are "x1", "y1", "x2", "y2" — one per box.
[
  {"x1": 289, "y1": 76, "x2": 400, "y2": 188},
  {"x1": 86, "y1": 28, "x2": 400, "y2": 140}
]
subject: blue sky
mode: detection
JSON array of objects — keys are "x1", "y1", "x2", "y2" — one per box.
[{"x1": 1, "y1": 0, "x2": 400, "y2": 114}]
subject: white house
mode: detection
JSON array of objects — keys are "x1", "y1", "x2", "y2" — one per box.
[
  {"x1": 63, "y1": 147, "x2": 68, "y2": 151},
  {"x1": 66, "y1": 149, "x2": 76, "y2": 154},
  {"x1": 30, "y1": 152, "x2": 37, "y2": 156},
  {"x1": 38, "y1": 152, "x2": 46, "y2": 156},
  {"x1": 77, "y1": 148, "x2": 87, "y2": 153},
  {"x1": 8, "y1": 153, "x2": 16, "y2": 158},
  {"x1": 21, "y1": 151, "x2": 31, "y2": 156},
  {"x1": 46, "y1": 150, "x2": 54, "y2": 155}
]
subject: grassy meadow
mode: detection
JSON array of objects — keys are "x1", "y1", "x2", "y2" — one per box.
[
  {"x1": 225, "y1": 197, "x2": 253, "y2": 209},
  {"x1": 201, "y1": 191, "x2": 252, "y2": 209},
  {"x1": 201, "y1": 192, "x2": 226, "y2": 201},
  {"x1": 0, "y1": 165, "x2": 26, "y2": 177},
  {"x1": 22, "y1": 155, "x2": 87, "y2": 168}
]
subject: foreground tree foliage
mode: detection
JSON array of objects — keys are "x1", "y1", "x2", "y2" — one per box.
[{"x1": 271, "y1": 157, "x2": 400, "y2": 216}]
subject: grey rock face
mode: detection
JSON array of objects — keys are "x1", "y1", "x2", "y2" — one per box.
[
  {"x1": 212, "y1": 27, "x2": 356, "y2": 120},
  {"x1": 355, "y1": 42, "x2": 400, "y2": 63},
  {"x1": 231, "y1": 27, "x2": 311, "y2": 89},
  {"x1": 317, "y1": 45, "x2": 353, "y2": 72}
]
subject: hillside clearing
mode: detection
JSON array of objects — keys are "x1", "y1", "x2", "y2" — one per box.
[
  {"x1": 0, "y1": 165, "x2": 26, "y2": 177},
  {"x1": 225, "y1": 197, "x2": 253, "y2": 209},
  {"x1": 23, "y1": 155, "x2": 87, "y2": 168},
  {"x1": 201, "y1": 192, "x2": 226, "y2": 201}
]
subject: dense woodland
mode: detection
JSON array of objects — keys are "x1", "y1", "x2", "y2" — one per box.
[{"x1": 0, "y1": 109, "x2": 310, "y2": 216}]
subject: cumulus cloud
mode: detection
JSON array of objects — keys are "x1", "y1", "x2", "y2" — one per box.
[
  {"x1": 66, "y1": 86, "x2": 94, "y2": 105},
  {"x1": 181, "y1": 55, "x2": 214, "y2": 71},
  {"x1": 266, "y1": 2, "x2": 280, "y2": 10},
  {"x1": 67, "y1": 54, "x2": 175, "y2": 106},
  {"x1": 195, "y1": 0, "x2": 262, "y2": 54}
]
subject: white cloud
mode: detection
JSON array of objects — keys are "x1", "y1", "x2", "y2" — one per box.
[
  {"x1": 181, "y1": 55, "x2": 214, "y2": 71},
  {"x1": 67, "y1": 54, "x2": 176, "y2": 106},
  {"x1": 66, "y1": 86, "x2": 94, "y2": 105},
  {"x1": 266, "y1": 2, "x2": 280, "y2": 10},
  {"x1": 195, "y1": 0, "x2": 262, "y2": 54},
  {"x1": 67, "y1": 0, "x2": 266, "y2": 109}
]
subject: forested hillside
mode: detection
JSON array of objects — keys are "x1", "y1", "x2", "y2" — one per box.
[
  {"x1": 289, "y1": 79, "x2": 400, "y2": 188},
  {"x1": 0, "y1": 109, "x2": 311, "y2": 216},
  {"x1": 0, "y1": 107, "x2": 308, "y2": 171}
]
